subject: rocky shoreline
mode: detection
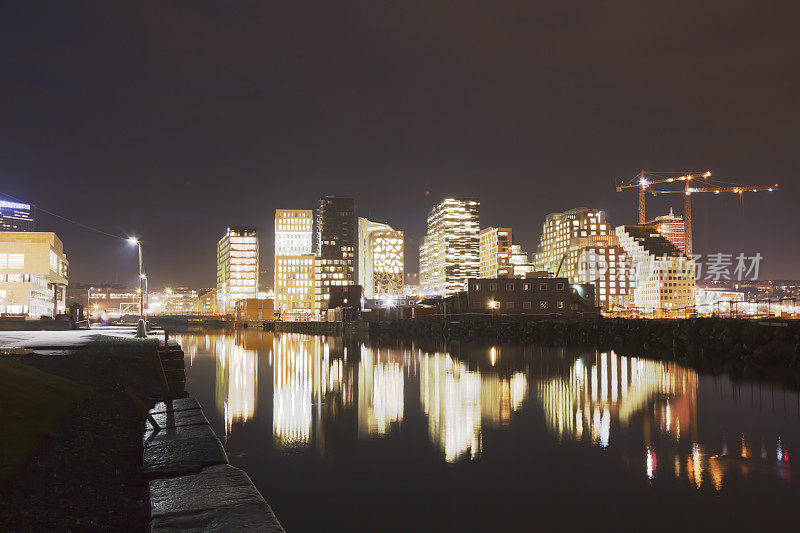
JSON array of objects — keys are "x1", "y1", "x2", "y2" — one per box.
[{"x1": 371, "y1": 317, "x2": 800, "y2": 384}]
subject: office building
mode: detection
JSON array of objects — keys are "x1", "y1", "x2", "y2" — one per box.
[
  {"x1": 274, "y1": 209, "x2": 316, "y2": 319},
  {"x1": 645, "y1": 208, "x2": 686, "y2": 254},
  {"x1": 479, "y1": 227, "x2": 513, "y2": 278},
  {"x1": 217, "y1": 226, "x2": 259, "y2": 313},
  {"x1": 275, "y1": 255, "x2": 316, "y2": 320},
  {"x1": 615, "y1": 225, "x2": 696, "y2": 313},
  {"x1": 315, "y1": 197, "x2": 355, "y2": 311},
  {"x1": 533, "y1": 208, "x2": 632, "y2": 311},
  {"x1": 0, "y1": 199, "x2": 35, "y2": 232},
  {"x1": 0, "y1": 232, "x2": 68, "y2": 317},
  {"x1": 358, "y1": 217, "x2": 404, "y2": 298},
  {"x1": 275, "y1": 209, "x2": 313, "y2": 255},
  {"x1": 419, "y1": 198, "x2": 480, "y2": 297}
]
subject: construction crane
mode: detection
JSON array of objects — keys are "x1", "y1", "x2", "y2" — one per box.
[{"x1": 616, "y1": 171, "x2": 778, "y2": 256}]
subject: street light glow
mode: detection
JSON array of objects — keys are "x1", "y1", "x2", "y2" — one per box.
[{"x1": 127, "y1": 237, "x2": 139, "y2": 245}]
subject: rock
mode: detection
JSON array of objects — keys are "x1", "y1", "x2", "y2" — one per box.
[
  {"x1": 144, "y1": 417, "x2": 213, "y2": 444},
  {"x1": 149, "y1": 464, "x2": 284, "y2": 532}
]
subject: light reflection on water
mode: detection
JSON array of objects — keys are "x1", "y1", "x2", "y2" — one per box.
[{"x1": 176, "y1": 330, "x2": 799, "y2": 529}]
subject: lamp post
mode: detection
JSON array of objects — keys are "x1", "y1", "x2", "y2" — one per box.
[
  {"x1": 128, "y1": 237, "x2": 144, "y2": 322},
  {"x1": 141, "y1": 274, "x2": 149, "y2": 324}
]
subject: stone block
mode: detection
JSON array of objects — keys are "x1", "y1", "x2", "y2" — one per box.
[
  {"x1": 149, "y1": 464, "x2": 284, "y2": 532},
  {"x1": 144, "y1": 422, "x2": 217, "y2": 445},
  {"x1": 148, "y1": 408, "x2": 208, "y2": 431},
  {"x1": 150, "y1": 397, "x2": 201, "y2": 415},
  {"x1": 143, "y1": 434, "x2": 228, "y2": 478}
]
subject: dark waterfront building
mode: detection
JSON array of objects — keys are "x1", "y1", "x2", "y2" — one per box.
[
  {"x1": 0, "y1": 199, "x2": 35, "y2": 231},
  {"x1": 315, "y1": 196, "x2": 355, "y2": 311},
  {"x1": 442, "y1": 276, "x2": 597, "y2": 316}
]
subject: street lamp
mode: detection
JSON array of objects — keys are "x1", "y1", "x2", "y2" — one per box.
[{"x1": 128, "y1": 237, "x2": 144, "y2": 322}]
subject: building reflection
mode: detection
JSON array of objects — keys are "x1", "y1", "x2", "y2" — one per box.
[
  {"x1": 176, "y1": 332, "x2": 794, "y2": 486},
  {"x1": 419, "y1": 351, "x2": 527, "y2": 462},
  {"x1": 358, "y1": 345, "x2": 404, "y2": 437},
  {"x1": 214, "y1": 336, "x2": 258, "y2": 434}
]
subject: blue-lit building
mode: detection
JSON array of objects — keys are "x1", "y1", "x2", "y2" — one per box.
[{"x1": 0, "y1": 199, "x2": 35, "y2": 231}]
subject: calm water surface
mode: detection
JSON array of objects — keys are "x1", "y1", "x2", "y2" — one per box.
[{"x1": 177, "y1": 330, "x2": 800, "y2": 531}]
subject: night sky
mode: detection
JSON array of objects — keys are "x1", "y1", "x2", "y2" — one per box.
[{"x1": 2, "y1": 1, "x2": 798, "y2": 289}]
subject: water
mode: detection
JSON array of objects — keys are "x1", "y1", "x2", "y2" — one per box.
[{"x1": 177, "y1": 330, "x2": 800, "y2": 531}]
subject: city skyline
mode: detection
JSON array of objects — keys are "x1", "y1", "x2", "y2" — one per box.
[{"x1": 2, "y1": 2, "x2": 798, "y2": 288}]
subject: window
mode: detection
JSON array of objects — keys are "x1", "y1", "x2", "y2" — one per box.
[
  {"x1": 523, "y1": 283, "x2": 531, "y2": 291},
  {"x1": 506, "y1": 283, "x2": 514, "y2": 291},
  {"x1": 556, "y1": 282, "x2": 565, "y2": 290},
  {"x1": 523, "y1": 301, "x2": 531, "y2": 309},
  {"x1": 557, "y1": 301, "x2": 565, "y2": 309},
  {"x1": 506, "y1": 301, "x2": 515, "y2": 310},
  {"x1": 539, "y1": 301, "x2": 549, "y2": 309},
  {"x1": 473, "y1": 283, "x2": 481, "y2": 291},
  {"x1": 539, "y1": 283, "x2": 548, "y2": 291},
  {"x1": 490, "y1": 283, "x2": 497, "y2": 291}
]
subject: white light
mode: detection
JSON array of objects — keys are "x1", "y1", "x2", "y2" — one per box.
[{"x1": 127, "y1": 237, "x2": 139, "y2": 245}]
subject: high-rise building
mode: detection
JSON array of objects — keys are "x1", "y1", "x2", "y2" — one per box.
[
  {"x1": 275, "y1": 209, "x2": 313, "y2": 255},
  {"x1": 0, "y1": 232, "x2": 68, "y2": 317},
  {"x1": 217, "y1": 226, "x2": 258, "y2": 313},
  {"x1": 479, "y1": 227, "x2": 513, "y2": 278},
  {"x1": 419, "y1": 198, "x2": 480, "y2": 297},
  {"x1": 275, "y1": 255, "x2": 316, "y2": 319},
  {"x1": 645, "y1": 208, "x2": 686, "y2": 254},
  {"x1": 533, "y1": 208, "x2": 632, "y2": 310},
  {"x1": 0, "y1": 199, "x2": 35, "y2": 232},
  {"x1": 275, "y1": 209, "x2": 315, "y2": 319},
  {"x1": 315, "y1": 197, "x2": 355, "y2": 311},
  {"x1": 357, "y1": 218, "x2": 404, "y2": 299},
  {"x1": 615, "y1": 225, "x2": 696, "y2": 313}
]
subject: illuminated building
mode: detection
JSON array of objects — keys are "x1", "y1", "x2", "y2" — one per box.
[
  {"x1": 357, "y1": 217, "x2": 404, "y2": 298},
  {"x1": 0, "y1": 199, "x2": 35, "y2": 232},
  {"x1": 645, "y1": 208, "x2": 686, "y2": 254},
  {"x1": 86, "y1": 286, "x2": 138, "y2": 316},
  {"x1": 275, "y1": 209, "x2": 313, "y2": 255},
  {"x1": 509, "y1": 244, "x2": 535, "y2": 277},
  {"x1": 419, "y1": 198, "x2": 480, "y2": 297},
  {"x1": 0, "y1": 232, "x2": 68, "y2": 317},
  {"x1": 196, "y1": 288, "x2": 218, "y2": 314},
  {"x1": 615, "y1": 225, "x2": 696, "y2": 313},
  {"x1": 158, "y1": 287, "x2": 199, "y2": 314},
  {"x1": 216, "y1": 226, "x2": 259, "y2": 313},
  {"x1": 275, "y1": 255, "x2": 316, "y2": 319},
  {"x1": 315, "y1": 197, "x2": 355, "y2": 312},
  {"x1": 533, "y1": 208, "x2": 632, "y2": 310},
  {"x1": 694, "y1": 287, "x2": 745, "y2": 315},
  {"x1": 479, "y1": 227, "x2": 512, "y2": 278}
]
